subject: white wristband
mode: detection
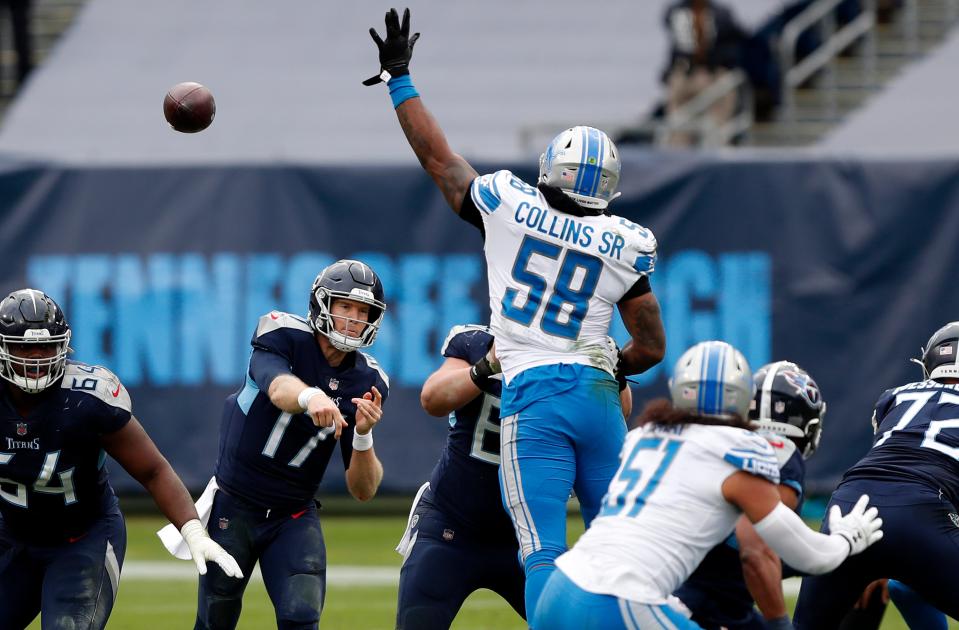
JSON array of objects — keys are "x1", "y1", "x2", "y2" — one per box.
[
  {"x1": 297, "y1": 387, "x2": 323, "y2": 412},
  {"x1": 352, "y1": 429, "x2": 374, "y2": 451}
]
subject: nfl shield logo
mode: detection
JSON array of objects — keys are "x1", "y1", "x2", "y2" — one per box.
[
  {"x1": 949, "y1": 513, "x2": 959, "y2": 528},
  {"x1": 218, "y1": 517, "x2": 230, "y2": 530},
  {"x1": 774, "y1": 401, "x2": 786, "y2": 414},
  {"x1": 16, "y1": 423, "x2": 27, "y2": 436},
  {"x1": 328, "y1": 378, "x2": 339, "y2": 391},
  {"x1": 442, "y1": 528, "x2": 454, "y2": 541}
]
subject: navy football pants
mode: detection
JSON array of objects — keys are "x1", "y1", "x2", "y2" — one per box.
[
  {"x1": 794, "y1": 485, "x2": 959, "y2": 629},
  {"x1": 195, "y1": 490, "x2": 326, "y2": 630},
  {"x1": 0, "y1": 504, "x2": 126, "y2": 630},
  {"x1": 396, "y1": 504, "x2": 525, "y2": 629}
]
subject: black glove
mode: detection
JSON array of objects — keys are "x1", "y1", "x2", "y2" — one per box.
[
  {"x1": 469, "y1": 347, "x2": 501, "y2": 394},
  {"x1": 363, "y1": 7, "x2": 420, "y2": 86},
  {"x1": 615, "y1": 349, "x2": 628, "y2": 392}
]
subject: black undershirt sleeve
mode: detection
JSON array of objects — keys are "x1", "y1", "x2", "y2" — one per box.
[
  {"x1": 458, "y1": 188, "x2": 485, "y2": 237},
  {"x1": 621, "y1": 275, "x2": 652, "y2": 301}
]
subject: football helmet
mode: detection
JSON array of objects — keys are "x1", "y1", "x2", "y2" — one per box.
[
  {"x1": 916, "y1": 321, "x2": 959, "y2": 381},
  {"x1": 538, "y1": 126, "x2": 621, "y2": 213},
  {"x1": 669, "y1": 341, "x2": 753, "y2": 419},
  {"x1": 750, "y1": 361, "x2": 825, "y2": 458},
  {"x1": 0, "y1": 289, "x2": 72, "y2": 393},
  {"x1": 309, "y1": 260, "x2": 386, "y2": 352}
]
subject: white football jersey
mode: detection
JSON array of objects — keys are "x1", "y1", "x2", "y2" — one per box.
[
  {"x1": 556, "y1": 423, "x2": 780, "y2": 604},
  {"x1": 470, "y1": 170, "x2": 657, "y2": 382}
]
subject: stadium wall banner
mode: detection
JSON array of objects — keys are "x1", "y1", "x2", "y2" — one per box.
[{"x1": 2, "y1": 155, "x2": 958, "y2": 496}]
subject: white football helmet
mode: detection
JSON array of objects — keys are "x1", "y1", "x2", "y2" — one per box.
[
  {"x1": 538, "y1": 126, "x2": 621, "y2": 211},
  {"x1": 669, "y1": 341, "x2": 754, "y2": 419}
]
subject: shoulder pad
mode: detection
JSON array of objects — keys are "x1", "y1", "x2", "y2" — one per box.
[
  {"x1": 440, "y1": 324, "x2": 491, "y2": 356},
  {"x1": 359, "y1": 352, "x2": 390, "y2": 389},
  {"x1": 760, "y1": 433, "x2": 799, "y2": 468},
  {"x1": 61, "y1": 362, "x2": 132, "y2": 412},
  {"x1": 255, "y1": 311, "x2": 313, "y2": 339},
  {"x1": 718, "y1": 428, "x2": 780, "y2": 485}
]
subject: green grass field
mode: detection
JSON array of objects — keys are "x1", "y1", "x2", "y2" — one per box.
[{"x1": 25, "y1": 512, "x2": 956, "y2": 629}]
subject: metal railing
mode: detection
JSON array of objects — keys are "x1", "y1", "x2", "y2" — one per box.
[
  {"x1": 518, "y1": 69, "x2": 751, "y2": 153},
  {"x1": 779, "y1": 0, "x2": 878, "y2": 135},
  {"x1": 653, "y1": 68, "x2": 753, "y2": 147}
]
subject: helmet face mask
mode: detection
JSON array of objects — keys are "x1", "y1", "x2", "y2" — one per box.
[
  {"x1": 749, "y1": 361, "x2": 826, "y2": 459},
  {"x1": 918, "y1": 321, "x2": 959, "y2": 381},
  {"x1": 538, "y1": 126, "x2": 622, "y2": 212},
  {"x1": 669, "y1": 341, "x2": 754, "y2": 420},
  {"x1": 309, "y1": 260, "x2": 386, "y2": 353},
  {"x1": 0, "y1": 289, "x2": 72, "y2": 394}
]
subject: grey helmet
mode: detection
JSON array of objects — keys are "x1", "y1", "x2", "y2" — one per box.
[
  {"x1": 669, "y1": 341, "x2": 754, "y2": 419},
  {"x1": 308, "y1": 260, "x2": 386, "y2": 353},
  {"x1": 538, "y1": 126, "x2": 622, "y2": 212},
  {"x1": 916, "y1": 321, "x2": 959, "y2": 381}
]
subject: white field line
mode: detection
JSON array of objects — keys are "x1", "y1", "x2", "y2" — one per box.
[
  {"x1": 120, "y1": 562, "x2": 804, "y2": 596},
  {"x1": 122, "y1": 562, "x2": 398, "y2": 586}
]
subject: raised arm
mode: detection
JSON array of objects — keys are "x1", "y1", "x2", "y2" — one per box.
[{"x1": 365, "y1": 8, "x2": 478, "y2": 214}]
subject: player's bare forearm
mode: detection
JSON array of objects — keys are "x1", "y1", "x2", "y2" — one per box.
[
  {"x1": 420, "y1": 358, "x2": 480, "y2": 416},
  {"x1": 736, "y1": 515, "x2": 788, "y2": 619},
  {"x1": 618, "y1": 292, "x2": 666, "y2": 375},
  {"x1": 346, "y1": 450, "x2": 383, "y2": 502},
  {"x1": 396, "y1": 97, "x2": 477, "y2": 213},
  {"x1": 269, "y1": 373, "x2": 331, "y2": 414},
  {"x1": 103, "y1": 418, "x2": 198, "y2": 528}
]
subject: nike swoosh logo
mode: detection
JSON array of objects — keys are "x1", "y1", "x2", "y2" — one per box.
[
  {"x1": 112, "y1": 384, "x2": 121, "y2": 397},
  {"x1": 270, "y1": 312, "x2": 280, "y2": 320},
  {"x1": 291, "y1": 509, "x2": 308, "y2": 519},
  {"x1": 68, "y1": 534, "x2": 87, "y2": 543}
]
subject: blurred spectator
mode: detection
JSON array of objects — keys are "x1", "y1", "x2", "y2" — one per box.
[
  {"x1": 2, "y1": 0, "x2": 33, "y2": 94},
  {"x1": 662, "y1": 0, "x2": 747, "y2": 146}
]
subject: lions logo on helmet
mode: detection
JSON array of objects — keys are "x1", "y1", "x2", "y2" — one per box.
[
  {"x1": 0, "y1": 288, "x2": 72, "y2": 393},
  {"x1": 750, "y1": 361, "x2": 826, "y2": 459},
  {"x1": 669, "y1": 341, "x2": 754, "y2": 419},
  {"x1": 538, "y1": 126, "x2": 622, "y2": 213},
  {"x1": 308, "y1": 260, "x2": 386, "y2": 353}
]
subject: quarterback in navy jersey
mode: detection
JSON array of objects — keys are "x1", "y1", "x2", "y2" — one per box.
[
  {"x1": 395, "y1": 325, "x2": 632, "y2": 630},
  {"x1": 193, "y1": 260, "x2": 390, "y2": 630},
  {"x1": 0, "y1": 289, "x2": 241, "y2": 630},
  {"x1": 795, "y1": 322, "x2": 959, "y2": 627},
  {"x1": 675, "y1": 361, "x2": 825, "y2": 630}
]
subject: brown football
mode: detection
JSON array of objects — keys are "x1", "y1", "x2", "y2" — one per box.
[{"x1": 163, "y1": 82, "x2": 216, "y2": 133}]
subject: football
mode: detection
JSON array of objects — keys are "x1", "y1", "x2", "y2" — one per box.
[{"x1": 163, "y1": 82, "x2": 216, "y2": 133}]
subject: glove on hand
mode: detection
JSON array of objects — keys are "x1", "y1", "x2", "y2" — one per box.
[
  {"x1": 364, "y1": 7, "x2": 420, "y2": 86},
  {"x1": 828, "y1": 494, "x2": 883, "y2": 556},
  {"x1": 181, "y1": 519, "x2": 244, "y2": 578}
]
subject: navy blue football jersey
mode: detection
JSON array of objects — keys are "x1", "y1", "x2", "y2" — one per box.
[
  {"x1": 214, "y1": 311, "x2": 390, "y2": 510},
  {"x1": 841, "y1": 380, "x2": 959, "y2": 504},
  {"x1": 675, "y1": 436, "x2": 806, "y2": 625},
  {"x1": 422, "y1": 325, "x2": 514, "y2": 542},
  {"x1": 0, "y1": 361, "x2": 130, "y2": 542}
]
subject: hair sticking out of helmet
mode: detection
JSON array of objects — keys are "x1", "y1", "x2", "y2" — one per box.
[
  {"x1": 309, "y1": 260, "x2": 386, "y2": 353},
  {"x1": 668, "y1": 341, "x2": 754, "y2": 420},
  {"x1": 749, "y1": 361, "x2": 826, "y2": 458},
  {"x1": 538, "y1": 126, "x2": 622, "y2": 214},
  {"x1": 0, "y1": 289, "x2": 72, "y2": 393},
  {"x1": 916, "y1": 321, "x2": 959, "y2": 382}
]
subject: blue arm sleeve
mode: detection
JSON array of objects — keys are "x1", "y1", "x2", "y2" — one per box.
[{"x1": 249, "y1": 348, "x2": 293, "y2": 392}]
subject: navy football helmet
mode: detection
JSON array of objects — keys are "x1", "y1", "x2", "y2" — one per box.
[
  {"x1": 309, "y1": 260, "x2": 386, "y2": 352},
  {"x1": 0, "y1": 289, "x2": 72, "y2": 393},
  {"x1": 916, "y1": 321, "x2": 959, "y2": 381},
  {"x1": 749, "y1": 361, "x2": 825, "y2": 458}
]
